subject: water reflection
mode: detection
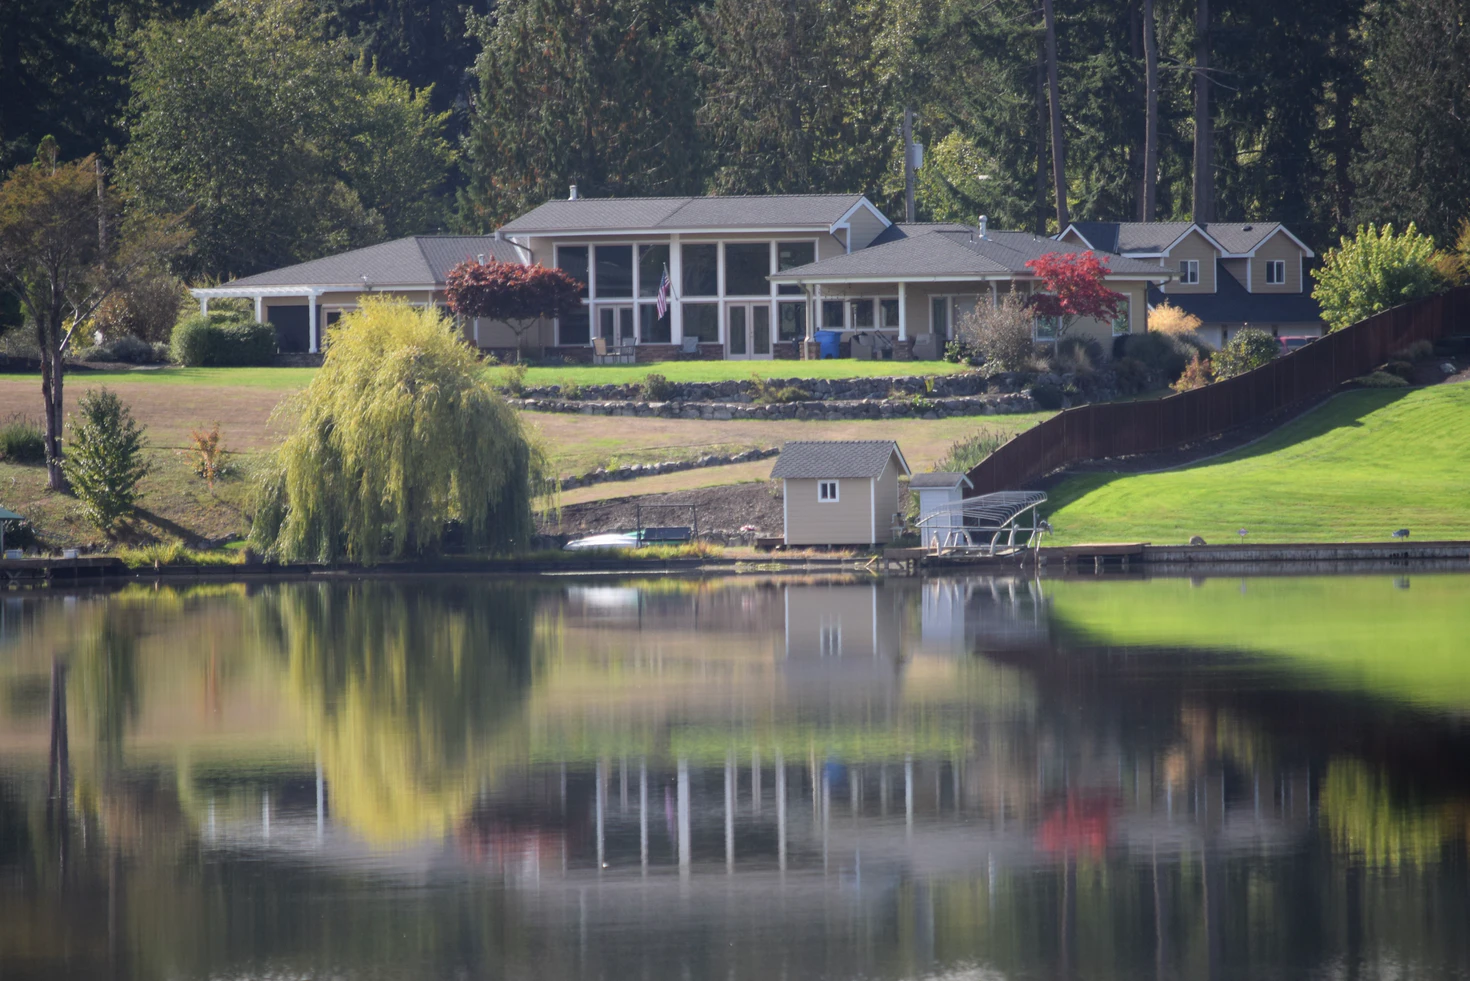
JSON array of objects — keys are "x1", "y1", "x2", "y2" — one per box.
[{"x1": 1, "y1": 574, "x2": 1468, "y2": 979}]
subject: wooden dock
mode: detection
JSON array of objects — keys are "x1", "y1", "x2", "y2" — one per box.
[{"x1": 1038, "y1": 543, "x2": 1149, "y2": 574}]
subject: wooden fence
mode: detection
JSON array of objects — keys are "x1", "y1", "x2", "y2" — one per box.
[{"x1": 964, "y1": 285, "x2": 1470, "y2": 495}]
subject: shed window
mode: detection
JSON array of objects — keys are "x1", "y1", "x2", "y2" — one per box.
[
  {"x1": 818, "y1": 480, "x2": 839, "y2": 502},
  {"x1": 1265, "y1": 259, "x2": 1286, "y2": 284}
]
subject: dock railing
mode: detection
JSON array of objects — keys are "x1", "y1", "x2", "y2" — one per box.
[{"x1": 965, "y1": 285, "x2": 1470, "y2": 495}]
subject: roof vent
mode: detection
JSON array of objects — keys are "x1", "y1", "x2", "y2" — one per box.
[
  {"x1": 978, "y1": 215, "x2": 988, "y2": 239},
  {"x1": 568, "y1": 184, "x2": 579, "y2": 200},
  {"x1": 1242, "y1": 224, "x2": 1253, "y2": 231},
  {"x1": 493, "y1": 228, "x2": 504, "y2": 241},
  {"x1": 477, "y1": 254, "x2": 486, "y2": 264}
]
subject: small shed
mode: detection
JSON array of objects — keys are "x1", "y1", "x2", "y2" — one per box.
[
  {"x1": 909, "y1": 472, "x2": 973, "y2": 549},
  {"x1": 770, "y1": 440, "x2": 911, "y2": 546}
]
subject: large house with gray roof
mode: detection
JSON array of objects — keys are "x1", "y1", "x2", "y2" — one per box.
[
  {"x1": 1060, "y1": 220, "x2": 1324, "y2": 348},
  {"x1": 192, "y1": 190, "x2": 1171, "y2": 360}
]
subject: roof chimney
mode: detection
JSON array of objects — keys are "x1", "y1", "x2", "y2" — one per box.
[
  {"x1": 568, "y1": 184, "x2": 579, "y2": 200},
  {"x1": 978, "y1": 215, "x2": 988, "y2": 239},
  {"x1": 493, "y1": 228, "x2": 503, "y2": 241}
]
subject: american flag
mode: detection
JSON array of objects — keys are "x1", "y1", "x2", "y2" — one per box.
[{"x1": 655, "y1": 264, "x2": 671, "y2": 319}]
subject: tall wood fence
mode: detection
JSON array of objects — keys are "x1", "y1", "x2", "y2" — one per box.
[{"x1": 964, "y1": 285, "x2": 1470, "y2": 495}]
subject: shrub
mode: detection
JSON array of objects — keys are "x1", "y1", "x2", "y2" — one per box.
[
  {"x1": 559, "y1": 380, "x2": 584, "y2": 400},
  {"x1": 943, "y1": 339, "x2": 980, "y2": 364},
  {"x1": 92, "y1": 272, "x2": 187, "y2": 343},
  {"x1": 1212, "y1": 328, "x2": 1279, "y2": 380},
  {"x1": 62, "y1": 388, "x2": 151, "y2": 535},
  {"x1": 1172, "y1": 354, "x2": 1213, "y2": 392},
  {"x1": 640, "y1": 372, "x2": 677, "y2": 401},
  {"x1": 189, "y1": 423, "x2": 230, "y2": 490},
  {"x1": 1391, "y1": 340, "x2": 1434, "y2": 362},
  {"x1": 1110, "y1": 356, "x2": 1153, "y2": 395},
  {"x1": 170, "y1": 313, "x2": 275, "y2": 366},
  {"x1": 955, "y1": 292, "x2": 1035, "y2": 370},
  {"x1": 936, "y1": 427, "x2": 1010, "y2": 473},
  {"x1": 751, "y1": 376, "x2": 811, "y2": 404},
  {"x1": 1148, "y1": 302, "x2": 1203, "y2": 336},
  {"x1": 1028, "y1": 383, "x2": 1064, "y2": 410},
  {"x1": 87, "y1": 334, "x2": 169, "y2": 364},
  {"x1": 499, "y1": 362, "x2": 529, "y2": 396},
  {"x1": 1354, "y1": 370, "x2": 1410, "y2": 388},
  {"x1": 1054, "y1": 335, "x2": 1104, "y2": 373},
  {"x1": 1122, "y1": 332, "x2": 1190, "y2": 382},
  {"x1": 1312, "y1": 223, "x2": 1451, "y2": 331},
  {"x1": 1384, "y1": 360, "x2": 1416, "y2": 380},
  {"x1": 0, "y1": 415, "x2": 46, "y2": 464}
]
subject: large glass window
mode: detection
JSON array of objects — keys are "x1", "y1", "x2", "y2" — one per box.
[
  {"x1": 558, "y1": 306, "x2": 590, "y2": 346},
  {"x1": 593, "y1": 245, "x2": 632, "y2": 298},
  {"x1": 777, "y1": 301, "x2": 806, "y2": 341},
  {"x1": 777, "y1": 242, "x2": 815, "y2": 295},
  {"x1": 724, "y1": 243, "x2": 771, "y2": 296},
  {"x1": 880, "y1": 298, "x2": 900, "y2": 329},
  {"x1": 822, "y1": 300, "x2": 846, "y2": 329},
  {"x1": 682, "y1": 302, "x2": 719, "y2": 342},
  {"x1": 640, "y1": 304, "x2": 670, "y2": 343},
  {"x1": 850, "y1": 299, "x2": 874, "y2": 328},
  {"x1": 638, "y1": 244, "x2": 670, "y2": 297},
  {"x1": 557, "y1": 246, "x2": 589, "y2": 298},
  {"x1": 682, "y1": 244, "x2": 718, "y2": 296}
]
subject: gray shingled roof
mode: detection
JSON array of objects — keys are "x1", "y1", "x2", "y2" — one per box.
[
  {"x1": 770, "y1": 441, "x2": 908, "y2": 479},
  {"x1": 770, "y1": 226, "x2": 1169, "y2": 281},
  {"x1": 499, "y1": 194, "x2": 868, "y2": 235},
  {"x1": 221, "y1": 236, "x2": 522, "y2": 289},
  {"x1": 1068, "y1": 221, "x2": 1307, "y2": 257},
  {"x1": 909, "y1": 472, "x2": 972, "y2": 489}
]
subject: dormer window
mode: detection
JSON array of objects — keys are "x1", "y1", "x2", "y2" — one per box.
[
  {"x1": 1265, "y1": 259, "x2": 1286, "y2": 285},
  {"x1": 1178, "y1": 259, "x2": 1200, "y2": 285}
]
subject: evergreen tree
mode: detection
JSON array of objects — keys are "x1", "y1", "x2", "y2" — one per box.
[
  {"x1": 1354, "y1": 0, "x2": 1470, "y2": 245},
  {"x1": 460, "y1": 0, "x2": 700, "y2": 227}
]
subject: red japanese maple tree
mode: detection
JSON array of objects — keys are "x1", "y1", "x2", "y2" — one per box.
[
  {"x1": 445, "y1": 258, "x2": 583, "y2": 360},
  {"x1": 1024, "y1": 250, "x2": 1125, "y2": 340}
]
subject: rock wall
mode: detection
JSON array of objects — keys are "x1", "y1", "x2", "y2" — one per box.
[
  {"x1": 521, "y1": 372, "x2": 1016, "y2": 403},
  {"x1": 519, "y1": 391, "x2": 1039, "y2": 421}
]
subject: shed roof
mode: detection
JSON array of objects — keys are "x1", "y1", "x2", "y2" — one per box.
[
  {"x1": 499, "y1": 194, "x2": 871, "y2": 235},
  {"x1": 770, "y1": 441, "x2": 910, "y2": 479},
  {"x1": 909, "y1": 472, "x2": 973, "y2": 490},
  {"x1": 217, "y1": 236, "x2": 522, "y2": 290}
]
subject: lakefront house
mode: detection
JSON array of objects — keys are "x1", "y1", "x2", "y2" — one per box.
[{"x1": 192, "y1": 189, "x2": 1185, "y2": 361}]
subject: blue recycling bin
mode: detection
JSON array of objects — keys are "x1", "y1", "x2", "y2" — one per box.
[{"x1": 814, "y1": 330, "x2": 843, "y2": 359}]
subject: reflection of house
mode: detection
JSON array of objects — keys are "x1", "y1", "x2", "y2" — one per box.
[
  {"x1": 771, "y1": 440, "x2": 910, "y2": 546},
  {"x1": 189, "y1": 235, "x2": 523, "y2": 354},
  {"x1": 1060, "y1": 221, "x2": 1324, "y2": 348},
  {"x1": 783, "y1": 584, "x2": 902, "y2": 662}
]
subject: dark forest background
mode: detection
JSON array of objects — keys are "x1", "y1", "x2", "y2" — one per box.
[{"x1": 5, "y1": 0, "x2": 1466, "y2": 280}]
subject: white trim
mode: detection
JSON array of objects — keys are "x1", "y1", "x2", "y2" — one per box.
[
  {"x1": 307, "y1": 289, "x2": 321, "y2": 353},
  {"x1": 767, "y1": 272, "x2": 1170, "y2": 285},
  {"x1": 190, "y1": 283, "x2": 439, "y2": 298},
  {"x1": 818, "y1": 480, "x2": 840, "y2": 503},
  {"x1": 1058, "y1": 224, "x2": 1098, "y2": 249},
  {"x1": 889, "y1": 444, "x2": 911, "y2": 477},
  {"x1": 870, "y1": 477, "x2": 877, "y2": 543},
  {"x1": 1247, "y1": 257, "x2": 1253, "y2": 291},
  {"x1": 1241, "y1": 225, "x2": 1315, "y2": 259},
  {"x1": 501, "y1": 224, "x2": 844, "y2": 239},
  {"x1": 782, "y1": 478, "x2": 789, "y2": 543},
  {"x1": 829, "y1": 197, "x2": 893, "y2": 236},
  {"x1": 1161, "y1": 224, "x2": 1230, "y2": 257}
]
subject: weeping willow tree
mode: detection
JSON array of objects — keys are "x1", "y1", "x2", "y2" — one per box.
[{"x1": 249, "y1": 297, "x2": 552, "y2": 563}]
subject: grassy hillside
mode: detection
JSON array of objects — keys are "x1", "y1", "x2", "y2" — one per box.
[
  {"x1": 1044, "y1": 386, "x2": 1470, "y2": 544},
  {"x1": 1046, "y1": 575, "x2": 1470, "y2": 712}
]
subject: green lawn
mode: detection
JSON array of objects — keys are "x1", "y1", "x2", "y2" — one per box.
[
  {"x1": 1044, "y1": 385, "x2": 1470, "y2": 544},
  {"x1": 492, "y1": 359, "x2": 969, "y2": 388},
  {"x1": 1046, "y1": 575, "x2": 1470, "y2": 711}
]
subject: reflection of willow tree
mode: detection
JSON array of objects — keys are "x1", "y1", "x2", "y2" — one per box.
[
  {"x1": 1320, "y1": 759, "x2": 1463, "y2": 869},
  {"x1": 261, "y1": 582, "x2": 537, "y2": 843}
]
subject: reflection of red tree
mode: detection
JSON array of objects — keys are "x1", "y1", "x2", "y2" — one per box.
[
  {"x1": 1037, "y1": 793, "x2": 1115, "y2": 855},
  {"x1": 457, "y1": 823, "x2": 566, "y2": 869}
]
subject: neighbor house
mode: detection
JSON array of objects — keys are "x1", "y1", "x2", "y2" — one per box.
[
  {"x1": 771, "y1": 440, "x2": 910, "y2": 547},
  {"x1": 195, "y1": 191, "x2": 1172, "y2": 361},
  {"x1": 1059, "y1": 221, "x2": 1325, "y2": 348}
]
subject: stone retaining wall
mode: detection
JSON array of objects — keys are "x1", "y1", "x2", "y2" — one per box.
[
  {"x1": 521, "y1": 371, "x2": 1017, "y2": 403},
  {"x1": 519, "y1": 391, "x2": 1038, "y2": 421},
  {"x1": 560, "y1": 447, "x2": 779, "y2": 490}
]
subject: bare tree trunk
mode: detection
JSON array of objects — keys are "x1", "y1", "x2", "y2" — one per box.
[
  {"x1": 40, "y1": 314, "x2": 66, "y2": 491},
  {"x1": 1142, "y1": 0, "x2": 1160, "y2": 221},
  {"x1": 1042, "y1": 0, "x2": 1069, "y2": 229},
  {"x1": 1192, "y1": 0, "x2": 1213, "y2": 222}
]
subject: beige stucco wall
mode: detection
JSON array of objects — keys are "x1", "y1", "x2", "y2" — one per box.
[
  {"x1": 1161, "y1": 229, "x2": 1218, "y2": 294},
  {"x1": 783, "y1": 476, "x2": 876, "y2": 545},
  {"x1": 1250, "y1": 231, "x2": 1305, "y2": 293}
]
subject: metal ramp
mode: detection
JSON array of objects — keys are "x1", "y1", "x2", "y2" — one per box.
[{"x1": 915, "y1": 491, "x2": 1048, "y2": 557}]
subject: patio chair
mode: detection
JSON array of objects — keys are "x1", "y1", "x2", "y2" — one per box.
[
  {"x1": 592, "y1": 337, "x2": 613, "y2": 365},
  {"x1": 681, "y1": 336, "x2": 700, "y2": 356}
]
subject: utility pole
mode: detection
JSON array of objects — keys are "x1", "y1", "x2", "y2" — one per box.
[{"x1": 903, "y1": 106, "x2": 916, "y2": 223}]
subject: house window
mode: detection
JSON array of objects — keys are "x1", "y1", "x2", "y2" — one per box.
[
  {"x1": 777, "y1": 301, "x2": 806, "y2": 341},
  {"x1": 1034, "y1": 315, "x2": 1058, "y2": 341},
  {"x1": 777, "y1": 241, "x2": 816, "y2": 295},
  {"x1": 1178, "y1": 259, "x2": 1200, "y2": 285},
  {"x1": 1112, "y1": 298, "x2": 1131, "y2": 336},
  {"x1": 639, "y1": 304, "x2": 670, "y2": 344},
  {"x1": 880, "y1": 298, "x2": 900, "y2": 329},
  {"x1": 851, "y1": 298, "x2": 874, "y2": 328},
  {"x1": 822, "y1": 300, "x2": 846, "y2": 329},
  {"x1": 558, "y1": 306, "x2": 590, "y2": 346},
  {"x1": 638, "y1": 244, "x2": 670, "y2": 297},
  {"x1": 681, "y1": 302, "x2": 719, "y2": 342},
  {"x1": 556, "y1": 245, "x2": 589, "y2": 297},
  {"x1": 818, "y1": 480, "x2": 839, "y2": 502},
  {"x1": 681, "y1": 244, "x2": 718, "y2": 297},
  {"x1": 724, "y1": 243, "x2": 771, "y2": 296},
  {"x1": 593, "y1": 245, "x2": 632, "y2": 298},
  {"x1": 1265, "y1": 259, "x2": 1286, "y2": 285}
]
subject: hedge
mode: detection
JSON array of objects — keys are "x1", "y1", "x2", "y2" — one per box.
[{"x1": 170, "y1": 314, "x2": 276, "y2": 366}]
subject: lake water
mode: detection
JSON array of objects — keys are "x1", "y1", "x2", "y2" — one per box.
[{"x1": 3, "y1": 572, "x2": 1469, "y2": 980}]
